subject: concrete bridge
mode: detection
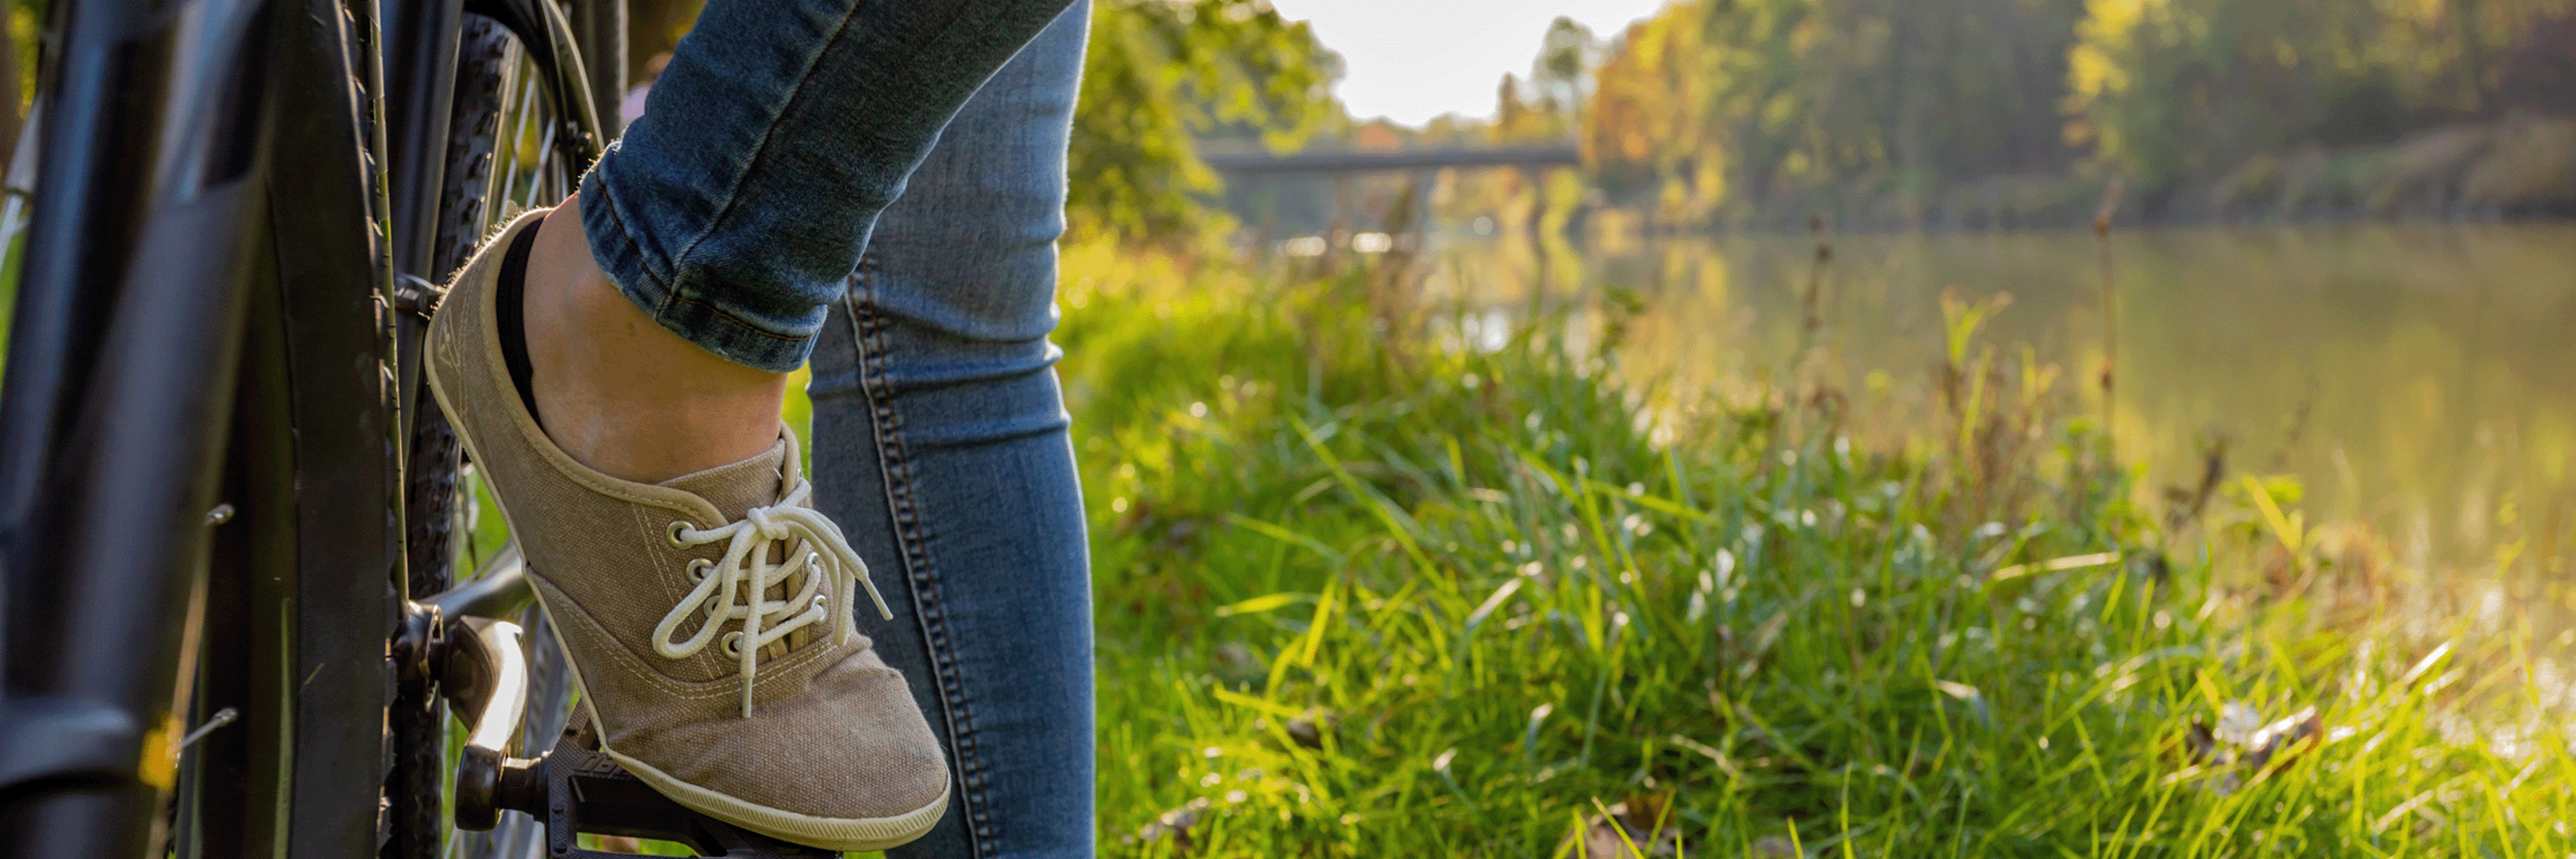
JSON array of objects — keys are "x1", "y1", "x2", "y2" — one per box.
[
  {"x1": 1206, "y1": 144, "x2": 1584, "y2": 243},
  {"x1": 1200, "y1": 144, "x2": 1581, "y2": 177}
]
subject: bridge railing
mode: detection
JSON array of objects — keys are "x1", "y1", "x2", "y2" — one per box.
[{"x1": 1200, "y1": 145, "x2": 1580, "y2": 176}]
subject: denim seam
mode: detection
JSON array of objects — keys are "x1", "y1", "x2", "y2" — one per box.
[
  {"x1": 579, "y1": 173, "x2": 813, "y2": 369},
  {"x1": 848, "y1": 258, "x2": 996, "y2": 858},
  {"x1": 662, "y1": 3, "x2": 868, "y2": 308},
  {"x1": 583, "y1": 164, "x2": 679, "y2": 295},
  {"x1": 585, "y1": 173, "x2": 679, "y2": 320},
  {"x1": 664, "y1": 292, "x2": 816, "y2": 342}
]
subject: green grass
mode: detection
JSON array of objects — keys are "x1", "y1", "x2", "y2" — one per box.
[
  {"x1": 1048, "y1": 246, "x2": 2576, "y2": 857},
  {"x1": 9, "y1": 209, "x2": 2560, "y2": 854}
]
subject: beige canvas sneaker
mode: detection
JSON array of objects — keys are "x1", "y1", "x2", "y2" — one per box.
[{"x1": 425, "y1": 209, "x2": 950, "y2": 850}]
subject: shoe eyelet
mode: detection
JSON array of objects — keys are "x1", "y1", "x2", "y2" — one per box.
[
  {"x1": 687, "y1": 558, "x2": 714, "y2": 582},
  {"x1": 667, "y1": 521, "x2": 696, "y2": 546},
  {"x1": 811, "y1": 594, "x2": 829, "y2": 612},
  {"x1": 721, "y1": 631, "x2": 744, "y2": 658}
]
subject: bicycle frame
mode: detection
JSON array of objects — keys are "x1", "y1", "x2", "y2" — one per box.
[{"x1": 0, "y1": 0, "x2": 605, "y2": 854}]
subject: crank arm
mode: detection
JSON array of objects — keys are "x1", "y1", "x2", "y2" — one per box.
[
  {"x1": 465, "y1": 718, "x2": 837, "y2": 857},
  {"x1": 401, "y1": 540, "x2": 543, "y2": 831},
  {"x1": 440, "y1": 614, "x2": 531, "y2": 831},
  {"x1": 428, "y1": 544, "x2": 836, "y2": 856},
  {"x1": 422, "y1": 539, "x2": 535, "y2": 621}
]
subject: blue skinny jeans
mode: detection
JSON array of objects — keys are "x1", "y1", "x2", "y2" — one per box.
[{"x1": 579, "y1": 2, "x2": 1094, "y2": 856}]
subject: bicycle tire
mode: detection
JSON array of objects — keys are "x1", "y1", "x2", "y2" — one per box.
[
  {"x1": 3, "y1": 0, "x2": 615, "y2": 853},
  {"x1": 383, "y1": 15, "x2": 513, "y2": 857},
  {"x1": 386, "y1": 4, "x2": 618, "y2": 856}
]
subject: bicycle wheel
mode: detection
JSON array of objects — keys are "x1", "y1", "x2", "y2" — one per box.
[
  {"x1": 2, "y1": 0, "x2": 617, "y2": 853},
  {"x1": 386, "y1": 6, "x2": 616, "y2": 858}
]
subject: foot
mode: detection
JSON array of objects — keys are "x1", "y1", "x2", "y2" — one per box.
[
  {"x1": 427, "y1": 209, "x2": 950, "y2": 850},
  {"x1": 522, "y1": 192, "x2": 789, "y2": 484}
]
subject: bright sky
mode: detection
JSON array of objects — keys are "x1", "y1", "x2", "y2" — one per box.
[{"x1": 1267, "y1": 0, "x2": 1674, "y2": 127}]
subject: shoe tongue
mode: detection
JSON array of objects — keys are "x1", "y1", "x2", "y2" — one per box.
[{"x1": 658, "y1": 436, "x2": 792, "y2": 522}]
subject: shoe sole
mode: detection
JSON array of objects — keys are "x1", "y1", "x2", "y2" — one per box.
[
  {"x1": 424, "y1": 242, "x2": 951, "y2": 851},
  {"x1": 548, "y1": 613, "x2": 951, "y2": 850}
]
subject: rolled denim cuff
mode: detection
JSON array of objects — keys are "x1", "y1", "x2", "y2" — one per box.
[{"x1": 577, "y1": 156, "x2": 824, "y2": 374}]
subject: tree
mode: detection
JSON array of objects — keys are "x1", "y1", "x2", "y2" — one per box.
[
  {"x1": 2067, "y1": 0, "x2": 2576, "y2": 192},
  {"x1": 1067, "y1": 0, "x2": 1342, "y2": 244},
  {"x1": 1583, "y1": 0, "x2": 2086, "y2": 223}
]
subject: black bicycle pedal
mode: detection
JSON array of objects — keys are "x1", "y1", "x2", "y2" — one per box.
[{"x1": 489, "y1": 722, "x2": 841, "y2": 859}]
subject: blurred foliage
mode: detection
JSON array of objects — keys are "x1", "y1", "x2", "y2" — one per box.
[
  {"x1": 1585, "y1": 0, "x2": 2089, "y2": 225},
  {"x1": 1577, "y1": 0, "x2": 2576, "y2": 226},
  {"x1": 624, "y1": 0, "x2": 705, "y2": 85},
  {"x1": 1067, "y1": 0, "x2": 1341, "y2": 245},
  {"x1": 2068, "y1": 0, "x2": 2576, "y2": 189},
  {"x1": 1495, "y1": 16, "x2": 1600, "y2": 143}
]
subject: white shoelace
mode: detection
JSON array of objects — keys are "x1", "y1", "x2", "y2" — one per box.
[{"x1": 650, "y1": 481, "x2": 894, "y2": 716}]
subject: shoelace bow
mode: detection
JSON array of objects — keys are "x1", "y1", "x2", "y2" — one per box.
[{"x1": 650, "y1": 481, "x2": 893, "y2": 716}]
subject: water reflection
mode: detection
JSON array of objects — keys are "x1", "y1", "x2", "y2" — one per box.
[{"x1": 1434, "y1": 223, "x2": 2576, "y2": 576}]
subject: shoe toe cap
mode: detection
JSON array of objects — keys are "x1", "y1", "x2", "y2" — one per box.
[{"x1": 630, "y1": 651, "x2": 951, "y2": 821}]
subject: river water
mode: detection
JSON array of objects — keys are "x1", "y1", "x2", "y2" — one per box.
[{"x1": 1429, "y1": 223, "x2": 2576, "y2": 578}]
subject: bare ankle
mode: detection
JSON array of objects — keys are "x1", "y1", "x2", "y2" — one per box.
[{"x1": 522, "y1": 193, "x2": 790, "y2": 483}]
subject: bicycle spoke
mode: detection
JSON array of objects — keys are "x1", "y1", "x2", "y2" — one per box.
[
  {"x1": 525, "y1": 120, "x2": 556, "y2": 210},
  {"x1": 497, "y1": 56, "x2": 538, "y2": 215},
  {"x1": 458, "y1": 464, "x2": 484, "y2": 575}
]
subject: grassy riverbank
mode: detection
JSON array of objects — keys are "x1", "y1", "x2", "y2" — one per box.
[
  {"x1": 1051, "y1": 242, "x2": 2575, "y2": 856},
  {"x1": 4, "y1": 228, "x2": 2563, "y2": 855}
]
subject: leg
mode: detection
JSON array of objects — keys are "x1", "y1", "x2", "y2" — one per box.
[
  {"x1": 426, "y1": 0, "x2": 1087, "y2": 850},
  {"x1": 806, "y1": 4, "x2": 1094, "y2": 856},
  {"x1": 577, "y1": 0, "x2": 1078, "y2": 371},
  {"x1": 521, "y1": 0, "x2": 1075, "y2": 483}
]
